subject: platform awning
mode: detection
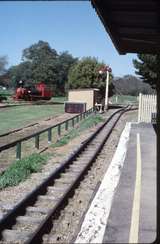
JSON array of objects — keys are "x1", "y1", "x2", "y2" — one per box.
[{"x1": 91, "y1": 0, "x2": 160, "y2": 54}]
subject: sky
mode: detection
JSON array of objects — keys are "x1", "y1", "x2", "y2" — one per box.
[{"x1": 0, "y1": 1, "x2": 137, "y2": 77}]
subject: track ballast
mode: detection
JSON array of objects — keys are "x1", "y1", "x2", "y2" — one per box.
[{"x1": 0, "y1": 106, "x2": 132, "y2": 244}]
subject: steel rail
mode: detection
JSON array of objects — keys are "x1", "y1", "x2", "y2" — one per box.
[
  {"x1": 0, "y1": 106, "x2": 131, "y2": 243},
  {"x1": 26, "y1": 106, "x2": 130, "y2": 244}
]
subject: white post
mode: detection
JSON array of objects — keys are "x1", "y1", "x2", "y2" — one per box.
[
  {"x1": 138, "y1": 93, "x2": 142, "y2": 122},
  {"x1": 105, "y1": 70, "x2": 109, "y2": 110}
]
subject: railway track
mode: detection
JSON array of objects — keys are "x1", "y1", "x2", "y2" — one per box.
[{"x1": 0, "y1": 106, "x2": 131, "y2": 243}]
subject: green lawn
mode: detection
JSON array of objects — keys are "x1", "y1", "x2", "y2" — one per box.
[
  {"x1": 0, "y1": 103, "x2": 64, "y2": 134},
  {"x1": 110, "y1": 95, "x2": 138, "y2": 104},
  {"x1": 1, "y1": 94, "x2": 67, "y2": 104},
  {"x1": 0, "y1": 114, "x2": 104, "y2": 188},
  {"x1": 52, "y1": 96, "x2": 67, "y2": 103}
]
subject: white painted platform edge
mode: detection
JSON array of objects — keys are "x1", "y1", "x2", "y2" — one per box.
[{"x1": 74, "y1": 122, "x2": 132, "y2": 244}]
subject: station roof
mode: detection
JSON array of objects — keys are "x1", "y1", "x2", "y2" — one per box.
[{"x1": 91, "y1": 0, "x2": 160, "y2": 54}]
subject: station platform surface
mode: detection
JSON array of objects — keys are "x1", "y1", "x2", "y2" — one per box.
[
  {"x1": 75, "y1": 123, "x2": 156, "y2": 244},
  {"x1": 103, "y1": 123, "x2": 156, "y2": 243}
]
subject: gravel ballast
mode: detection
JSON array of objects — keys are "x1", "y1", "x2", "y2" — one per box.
[{"x1": 0, "y1": 109, "x2": 137, "y2": 243}]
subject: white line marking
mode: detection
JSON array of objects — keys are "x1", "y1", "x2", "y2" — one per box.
[
  {"x1": 74, "y1": 122, "x2": 131, "y2": 243},
  {"x1": 129, "y1": 133, "x2": 141, "y2": 243}
]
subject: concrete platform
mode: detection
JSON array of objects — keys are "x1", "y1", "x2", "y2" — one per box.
[
  {"x1": 103, "y1": 123, "x2": 156, "y2": 243},
  {"x1": 75, "y1": 123, "x2": 156, "y2": 243}
]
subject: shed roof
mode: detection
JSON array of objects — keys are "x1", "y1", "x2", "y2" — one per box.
[
  {"x1": 91, "y1": 0, "x2": 160, "y2": 54},
  {"x1": 69, "y1": 88, "x2": 99, "y2": 92}
]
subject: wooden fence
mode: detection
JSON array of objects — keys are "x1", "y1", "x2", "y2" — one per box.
[
  {"x1": 138, "y1": 93, "x2": 157, "y2": 122},
  {"x1": 0, "y1": 107, "x2": 95, "y2": 160}
]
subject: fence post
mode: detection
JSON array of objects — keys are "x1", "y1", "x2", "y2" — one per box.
[
  {"x1": 72, "y1": 118, "x2": 74, "y2": 127},
  {"x1": 58, "y1": 124, "x2": 61, "y2": 136},
  {"x1": 65, "y1": 120, "x2": 68, "y2": 131},
  {"x1": 77, "y1": 115, "x2": 79, "y2": 123},
  {"x1": 16, "y1": 142, "x2": 21, "y2": 160},
  {"x1": 138, "y1": 93, "x2": 142, "y2": 122},
  {"x1": 48, "y1": 129, "x2": 52, "y2": 143},
  {"x1": 35, "y1": 134, "x2": 40, "y2": 149}
]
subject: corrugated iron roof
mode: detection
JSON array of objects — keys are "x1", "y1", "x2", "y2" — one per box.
[{"x1": 91, "y1": 0, "x2": 160, "y2": 54}]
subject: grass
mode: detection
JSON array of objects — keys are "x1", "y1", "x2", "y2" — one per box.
[
  {"x1": 0, "y1": 103, "x2": 64, "y2": 134},
  {"x1": 1, "y1": 94, "x2": 66, "y2": 104},
  {"x1": 0, "y1": 153, "x2": 48, "y2": 189},
  {"x1": 0, "y1": 89, "x2": 14, "y2": 97},
  {"x1": 53, "y1": 114, "x2": 104, "y2": 148},
  {"x1": 0, "y1": 114, "x2": 104, "y2": 189},
  {"x1": 51, "y1": 96, "x2": 67, "y2": 103},
  {"x1": 110, "y1": 95, "x2": 138, "y2": 104}
]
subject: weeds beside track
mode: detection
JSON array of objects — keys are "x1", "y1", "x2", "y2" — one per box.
[{"x1": 0, "y1": 106, "x2": 132, "y2": 243}]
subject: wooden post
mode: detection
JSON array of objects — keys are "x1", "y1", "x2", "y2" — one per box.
[
  {"x1": 16, "y1": 142, "x2": 21, "y2": 160},
  {"x1": 35, "y1": 135, "x2": 40, "y2": 149},
  {"x1": 65, "y1": 121, "x2": 68, "y2": 131},
  {"x1": 58, "y1": 124, "x2": 61, "y2": 136},
  {"x1": 48, "y1": 129, "x2": 52, "y2": 143},
  {"x1": 138, "y1": 93, "x2": 142, "y2": 122},
  {"x1": 105, "y1": 70, "x2": 109, "y2": 110}
]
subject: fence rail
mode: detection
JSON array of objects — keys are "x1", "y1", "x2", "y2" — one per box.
[
  {"x1": 0, "y1": 107, "x2": 95, "y2": 160},
  {"x1": 138, "y1": 93, "x2": 157, "y2": 122}
]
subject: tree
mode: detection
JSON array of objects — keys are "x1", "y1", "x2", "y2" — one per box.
[
  {"x1": 0, "y1": 56, "x2": 9, "y2": 87},
  {"x1": 22, "y1": 40, "x2": 58, "y2": 85},
  {"x1": 7, "y1": 61, "x2": 32, "y2": 87},
  {"x1": 68, "y1": 57, "x2": 114, "y2": 98},
  {"x1": 0, "y1": 56, "x2": 8, "y2": 75},
  {"x1": 55, "y1": 51, "x2": 78, "y2": 95},
  {"x1": 133, "y1": 54, "x2": 159, "y2": 89},
  {"x1": 7, "y1": 41, "x2": 78, "y2": 94}
]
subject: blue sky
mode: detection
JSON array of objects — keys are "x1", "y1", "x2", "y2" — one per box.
[{"x1": 0, "y1": 1, "x2": 137, "y2": 77}]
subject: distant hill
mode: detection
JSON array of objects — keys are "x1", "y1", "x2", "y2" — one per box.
[{"x1": 112, "y1": 75, "x2": 155, "y2": 96}]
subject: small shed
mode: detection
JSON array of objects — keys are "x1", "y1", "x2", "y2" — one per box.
[{"x1": 68, "y1": 88, "x2": 100, "y2": 110}]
